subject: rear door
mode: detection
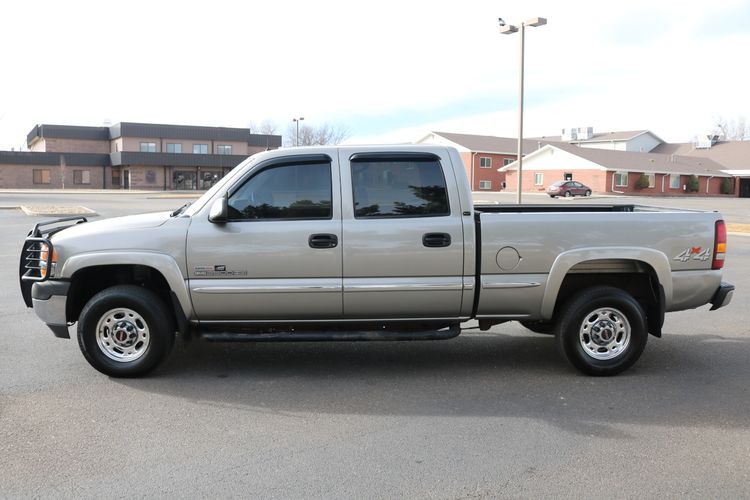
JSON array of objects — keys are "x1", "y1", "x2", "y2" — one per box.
[{"x1": 340, "y1": 150, "x2": 465, "y2": 319}]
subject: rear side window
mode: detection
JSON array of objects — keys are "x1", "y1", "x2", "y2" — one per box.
[
  {"x1": 351, "y1": 158, "x2": 450, "y2": 218},
  {"x1": 227, "y1": 162, "x2": 332, "y2": 220}
]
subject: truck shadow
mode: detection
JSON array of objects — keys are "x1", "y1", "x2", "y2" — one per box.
[{"x1": 117, "y1": 328, "x2": 750, "y2": 437}]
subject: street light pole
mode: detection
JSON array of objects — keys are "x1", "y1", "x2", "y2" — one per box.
[
  {"x1": 500, "y1": 17, "x2": 546, "y2": 204},
  {"x1": 293, "y1": 117, "x2": 305, "y2": 146}
]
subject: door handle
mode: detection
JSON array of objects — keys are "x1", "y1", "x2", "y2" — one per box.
[
  {"x1": 309, "y1": 233, "x2": 338, "y2": 249},
  {"x1": 422, "y1": 232, "x2": 451, "y2": 248}
]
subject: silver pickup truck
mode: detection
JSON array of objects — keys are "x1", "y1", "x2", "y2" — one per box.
[{"x1": 20, "y1": 145, "x2": 734, "y2": 377}]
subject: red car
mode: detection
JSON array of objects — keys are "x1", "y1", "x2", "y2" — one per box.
[{"x1": 547, "y1": 180, "x2": 592, "y2": 198}]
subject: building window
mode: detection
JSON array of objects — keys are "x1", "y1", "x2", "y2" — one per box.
[
  {"x1": 217, "y1": 145, "x2": 233, "y2": 155},
  {"x1": 479, "y1": 157, "x2": 492, "y2": 168},
  {"x1": 479, "y1": 180, "x2": 492, "y2": 190},
  {"x1": 646, "y1": 173, "x2": 655, "y2": 188},
  {"x1": 166, "y1": 143, "x2": 182, "y2": 153},
  {"x1": 503, "y1": 158, "x2": 513, "y2": 167},
  {"x1": 33, "y1": 169, "x2": 51, "y2": 184},
  {"x1": 140, "y1": 142, "x2": 156, "y2": 152},
  {"x1": 193, "y1": 144, "x2": 208, "y2": 154},
  {"x1": 670, "y1": 174, "x2": 681, "y2": 189},
  {"x1": 614, "y1": 172, "x2": 628, "y2": 187},
  {"x1": 534, "y1": 173, "x2": 543, "y2": 186},
  {"x1": 73, "y1": 170, "x2": 91, "y2": 185}
]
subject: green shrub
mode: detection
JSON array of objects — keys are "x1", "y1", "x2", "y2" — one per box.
[
  {"x1": 635, "y1": 174, "x2": 651, "y2": 189},
  {"x1": 720, "y1": 177, "x2": 734, "y2": 195},
  {"x1": 686, "y1": 175, "x2": 700, "y2": 192}
]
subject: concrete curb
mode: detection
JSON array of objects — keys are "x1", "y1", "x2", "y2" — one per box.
[{"x1": 19, "y1": 206, "x2": 99, "y2": 217}]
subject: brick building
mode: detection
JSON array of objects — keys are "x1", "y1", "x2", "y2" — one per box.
[
  {"x1": 500, "y1": 143, "x2": 736, "y2": 196},
  {"x1": 416, "y1": 132, "x2": 541, "y2": 191},
  {"x1": 0, "y1": 122, "x2": 281, "y2": 190}
]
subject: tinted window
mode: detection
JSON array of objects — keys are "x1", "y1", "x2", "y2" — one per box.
[
  {"x1": 228, "y1": 162, "x2": 332, "y2": 220},
  {"x1": 351, "y1": 159, "x2": 450, "y2": 218}
]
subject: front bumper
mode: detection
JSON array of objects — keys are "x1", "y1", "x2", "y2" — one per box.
[
  {"x1": 709, "y1": 282, "x2": 735, "y2": 311},
  {"x1": 31, "y1": 280, "x2": 71, "y2": 338}
]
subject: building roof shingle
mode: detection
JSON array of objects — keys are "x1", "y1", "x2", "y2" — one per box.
[{"x1": 429, "y1": 131, "x2": 543, "y2": 155}]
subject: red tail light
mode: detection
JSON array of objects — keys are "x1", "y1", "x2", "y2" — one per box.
[{"x1": 712, "y1": 220, "x2": 726, "y2": 270}]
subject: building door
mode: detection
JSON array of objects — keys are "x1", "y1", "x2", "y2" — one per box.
[
  {"x1": 740, "y1": 178, "x2": 750, "y2": 198},
  {"x1": 123, "y1": 169, "x2": 130, "y2": 189}
]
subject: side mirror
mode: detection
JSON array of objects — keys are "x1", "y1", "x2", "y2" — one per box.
[{"x1": 208, "y1": 195, "x2": 228, "y2": 223}]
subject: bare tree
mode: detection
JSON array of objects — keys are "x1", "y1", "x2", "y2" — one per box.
[
  {"x1": 713, "y1": 116, "x2": 749, "y2": 140},
  {"x1": 285, "y1": 122, "x2": 351, "y2": 147},
  {"x1": 248, "y1": 119, "x2": 279, "y2": 135}
]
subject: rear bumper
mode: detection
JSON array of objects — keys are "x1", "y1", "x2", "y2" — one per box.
[
  {"x1": 31, "y1": 280, "x2": 70, "y2": 338},
  {"x1": 710, "y1": 282, "x2": 735, "y2": 311}
]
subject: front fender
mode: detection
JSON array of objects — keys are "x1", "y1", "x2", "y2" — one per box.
[
  {"x1": 59, "y1": 251, "x2": 194, "y2": 319},
  {"x1": 540, "y1": 246, "x2": 673, "y2": 319}
]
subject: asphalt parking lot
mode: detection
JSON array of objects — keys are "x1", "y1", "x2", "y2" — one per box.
[{"x1": 1, "y1": 192, "x2": 749, "y2": 498}]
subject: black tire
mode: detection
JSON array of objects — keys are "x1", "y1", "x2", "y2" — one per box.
[
  {"x1": 564, "y1": 191, "x2": 572, "y2": 197},
  {"x1": 77, "y1": 285, "x2": 175, "y2": 377},
  {"x1": 556, "y1": 286, "x2": 647, "y2": 376},
  {"x1": 549, "y1": 195, "x2": 556, "y2": 198},
  {"x1": 519, "y1": 320, "x2": 555, "y2": 335},
  {"x1": 584, "y1": 190, "x2": 592, "y2": 197}
]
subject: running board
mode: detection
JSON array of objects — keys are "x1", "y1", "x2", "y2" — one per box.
[{"x1": 198, "y1": 325, "x2": 461, "y2": 343}]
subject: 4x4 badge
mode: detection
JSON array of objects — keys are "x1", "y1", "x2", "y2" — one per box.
[{"x1": 674, "y1": 247, "x2": 711, "y2": 262}]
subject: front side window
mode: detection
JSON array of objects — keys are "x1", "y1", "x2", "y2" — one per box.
[
  {"x1": 33, "y1": 169, "x2": 50, "y2": 184},
  {"x1": 479, "y1": 157, "x2": 492, "y2": 168},
  {"x1": 615, "y1": 172, "x2": 628, "y2": 187},
  {"x1": 479, "y1": 180, "x2": 492, "y2": 190},
  {"x1": 167, "y1": 143, "x2": 182, "y2": 153},
  {"x1": 534, "y1": 173, "x2": 543, "y2": 186},
  {"x1": 74, "y1": 170, "x2": 91, "y2": 185},
  {"x1": 140, "y1": 142, "x2": 156, "y2": 152},
  {"x1": 351, "y1": 158, "x2": 450, "y2": 218},
  {"x1": 228, "y1": 162, "x2": 332, "y2": 220},
  {"x1": 193, "y1": 144, "x2": 208, "y2": 154},
  {"x1": 670, "y1": 174, "x2": 681, "y2": 189},
  {"x1": 217, "y1": 145, "x2": 233, "y2": 155}
]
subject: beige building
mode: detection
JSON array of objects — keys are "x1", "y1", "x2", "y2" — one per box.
[{"x1": 0, "y1": 122, "x2": 281, "y2": 190}]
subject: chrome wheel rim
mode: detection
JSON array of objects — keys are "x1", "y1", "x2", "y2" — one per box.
[
  {"x1": 95, "y1": 308, "x2": 150, "y2": 363},
  {"x1": 579, "y1": 307, "x2": 630, "y2": 360}
]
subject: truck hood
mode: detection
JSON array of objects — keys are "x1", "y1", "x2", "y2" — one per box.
[{"x1": 53, "y1": 211, "x2": 172, "y2": 241}]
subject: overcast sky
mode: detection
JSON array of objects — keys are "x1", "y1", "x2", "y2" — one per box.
[{"x1": 0, "y1": 0, "x2": 748, "y2": 150}]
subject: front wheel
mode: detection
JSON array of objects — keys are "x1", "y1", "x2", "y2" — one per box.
[
  {"x1": 556, "y1": 286, "x2": 647, "y2": 376},
  {"x1": 584, "y1": 190, "x2": 591, "y2": 197},
  {"x1": 77, "y1": 285, "x2": 175, "y2": 377}
]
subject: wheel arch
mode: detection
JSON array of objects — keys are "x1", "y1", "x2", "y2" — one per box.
[
  {"x1": 61, "y1": 253, "x2": 192, "y2": 330},
  {"x1": 541, "y1": 248, "x2": 672, "y2": 335}
]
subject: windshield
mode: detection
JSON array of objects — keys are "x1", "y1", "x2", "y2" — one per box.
[{"x1": 182, "y1": 155, "x2": 259, "y2": 217}]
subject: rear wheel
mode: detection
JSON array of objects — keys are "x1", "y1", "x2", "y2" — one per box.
[
  {"x1": 556, "y1": 286, "x2": 647, "y2": 376},
  {"x1": 77, "y1": 285, "x2": 175, "y2": 377},
  {"x1": 564, "y1": 191, "x2": 572, "y2": 197}
]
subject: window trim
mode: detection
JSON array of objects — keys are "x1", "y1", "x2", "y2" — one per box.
[
  {"x1": 226, "y1": 154, "x2": 334, "y2": 222},
  {"x1": 217, "y1": 144, "x2": 233, "y2": 155},
  {"x1": 479, "y1": 157, "x2": 492, "y2": 168},
  {"x1": 349, "y1": 155, "x2": 452, "y2": 220},
  {"x1": 33, "y1": 169, "x2": 51, "y2": 185},
  {"x1": 73, "y1": 169, "x2": 91, "y2": 185},
  {"x1": 503, "y1": 158, "x2": 513, "y2": 167},
  {"x1": 669, "y1": 174, "x2": 681, "y2": 189},
  {"x1": 166, "y1": 143, "x2": 182, "y2": 153},
  {"x1": 139, "y1": 142, "x2": 157, "y2": 153},
  {"x1": 614, "y1": 172, "x2": 629, "y2": 187},
  {"x1": 193, "y1": 143, "x2": 209, "y2": 154},
  {"x1": 479, "y1": 180, "x2": 492, "y2": 190},
  {"x1": 534, "y1": 173, "x2": 543, "y2": 186},
  {"x1": 646, "y1": 173, "x2": 656, "y2": 188}
]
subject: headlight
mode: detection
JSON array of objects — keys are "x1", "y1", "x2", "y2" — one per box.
[{"x1": 39, "y1": 243, "x2": 58, "y2": 279}]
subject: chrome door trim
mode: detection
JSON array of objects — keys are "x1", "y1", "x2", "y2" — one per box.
[{"x1": 481, "y1": 281, "x2": 541, "y2": 289}]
